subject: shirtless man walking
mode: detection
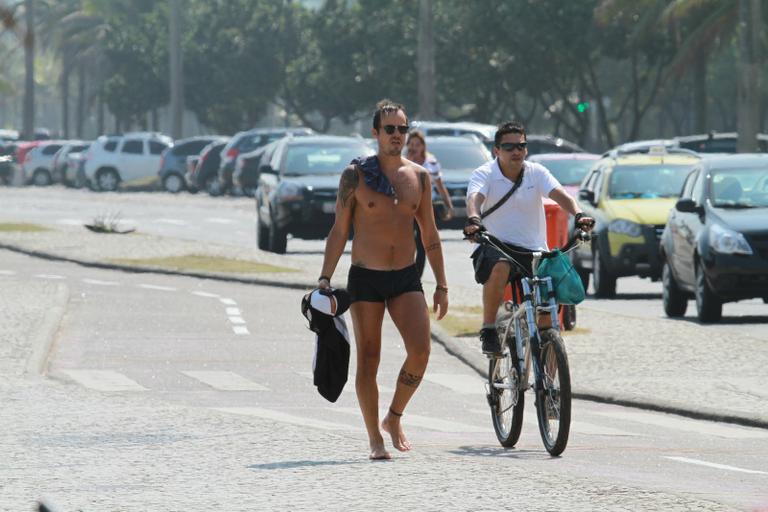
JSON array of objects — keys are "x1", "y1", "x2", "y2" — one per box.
[{"x1": 318, "y1": 99, "x2": 449, "y2": 460}]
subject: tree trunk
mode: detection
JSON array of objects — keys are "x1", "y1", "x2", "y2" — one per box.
[
  {"x1": 692, "y1": 52, "x2": 708, "y2": 133},
  {"x1": 76, "y1": 63, "x2": 86, "y2": 138},
  {"x1": 737, "y1": 0, "x2": 761, "y2": 152},
  {"x1": 417, "y1": 0, "x2": 436, "y2": 119},
  {"x1": 22, "y1": 0, "x2": 35, "y2": 140},
  {"x1": 169, "y1": 0, "x2": 184, "y2": 138},
  {"x1": 97, "y1": 92, "x2": 105, "y2": 136},
  {"x1": 60, "y1": 60, "x2": 71, "y2": 139}
]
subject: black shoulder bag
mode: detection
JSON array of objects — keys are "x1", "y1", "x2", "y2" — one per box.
[{"x1": 480, "y1": 162, "x2": 525, "y2": 220}]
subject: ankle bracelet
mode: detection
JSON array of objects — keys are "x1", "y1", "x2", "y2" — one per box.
[{"x1": 389, "y1": 407, "x2": 403, "y2": 417}]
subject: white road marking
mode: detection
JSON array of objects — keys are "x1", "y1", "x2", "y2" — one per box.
[
  {"x1": 593, "y1": 410, "x2": 768, "y2": 439},
  {"x1": 228, "y1": 316, "x2": 246, "y2": 325},
  {"x1": 82, "y1": 278, "x2": 119, "y2": 286},
  {"x1": 225, "y1": 307, "x2": 241, "y2": 316},
  {"x1": 155, "y1": 218, "x2": 187, "y2": 225},
  {"x1": 424, "y1": 373, "x2": 485, "y2": 395},
  {"x1": 213, "y1": 407, "x2": 358, "y2": 431},
  {"x1": 471, "y1": 407, "x2": 641, "y2": 437},
  {"x1": 192, "y1": 291, "x2": 220, "y2": 298},
  {"x1": 334, "y1": 407, "x2": 486, "y2": 433},
  {"x1": 138, "y1": 284, "x2": 177, "y2": 292},
  {"x1": 0, "y1": 270, "x2": 16, "y2": 275},
  {"x1": 232, "y1": 326, "x2": 250, "y2": 335},
  {"x1": 664, "y1": 456, "x2": 768, "y2": 475},
  {"x1": 182, "y1": 371, "x2": 268, "y2": 391},
  {"x1": 205, "y1": 217, "x2": 235, "y2": 224},
  {"x1": 62, "y1": 370, "x2": 147, "y2": 391},
  {"x1": 35, "y1": 274, "x2": 65, "y2": 280},
  {"x1": 220, "y1": 298, "x2": 237, "y2": 305}
]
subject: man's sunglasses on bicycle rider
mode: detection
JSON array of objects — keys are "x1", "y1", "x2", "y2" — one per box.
[
  {"x1": 498, "y1": 142, "x2": 528, "y2": 152},
  {"x1": 382, "y1": 124, "x2": 410, "y2": 135}
]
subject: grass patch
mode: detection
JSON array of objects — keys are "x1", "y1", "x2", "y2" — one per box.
[
  {"x1": 432, "y1": 305, "x2": 483, "y2": 338},
  {"x1": 106, "y1": 254, "x2": 297, "y2": 274},
  {"x1": 0, "y1": 222, "x2": 50, "y2": 232}
]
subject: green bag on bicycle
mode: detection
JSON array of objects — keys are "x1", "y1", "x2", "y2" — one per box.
[{"x1": 536, "y1": 249, "x2": 585, "y2": 305}]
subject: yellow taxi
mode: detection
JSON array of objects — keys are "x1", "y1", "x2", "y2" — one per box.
[{"x1": 572, "y1": 147, "x2": 700, "y2": 297}]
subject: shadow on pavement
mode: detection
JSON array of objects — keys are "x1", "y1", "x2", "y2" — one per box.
[
  {"x1": 448, "y1": 445, "x2": 551, "y2": 460},
  {"x1": 248, "y1": 459, "x2": 366, "y2": 470},
  {"x1": 589, "y1": 293, "x2": 662, "y2": 301},
  {"x1": 670, "y1": 315, "x2": 768, "y2": 325}
]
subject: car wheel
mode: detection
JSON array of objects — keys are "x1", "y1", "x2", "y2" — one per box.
[
  {"x1": 256, "y1": 215, "x2": 269, "y2": 251},
  {"x1": 32, "y1": 168, "x2": 52, "y2": 186},
  {"x1": 695, "y1": 262, "x2": 722, "y2": 323},
  {"x1": 268, "y1": 219, "x2": 288, "y2": 254},
  {"x1": 662, "y1": 259, "x2": 688, "y2": 317},
  {"x1": 163, "y1": 173, "x2": 186, "y2": 193},
  {"x1": 96, "y1": 168, "x2": 120, "y2": 192},
  {"x1": 592, "y1": 247, "x2": 616, "y2": 298},
  {"x1": 205, "y1": 176, "x2": 222, "y2": 196},
  {"x1": 561, "y1": 305, "x2": 576, "y2": 331}
]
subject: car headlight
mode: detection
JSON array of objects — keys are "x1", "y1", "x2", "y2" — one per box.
[
  {"x1": 608, "y1": 219, "x2": 642, "y2": 238},
  {"x1": 277, "y1": 183, "x2": 303, "y2": 201},
  {"x1": 709, "y1": 224, "x2": 753, "y2": 255}
]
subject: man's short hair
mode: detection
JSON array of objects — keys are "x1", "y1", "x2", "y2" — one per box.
[
  {"x1": 494, "y1": 121, "x2": 527, "y2": 146},
  {"x1": 373, "y1": 99, "x2": 407, "y2": 130}
]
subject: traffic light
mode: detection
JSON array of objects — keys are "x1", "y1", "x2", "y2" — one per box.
[{"x1": 577, "y1": 101, "x2": 590, "y2": 113}]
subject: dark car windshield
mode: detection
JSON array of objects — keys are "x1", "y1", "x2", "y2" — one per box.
[
  {"x1": 711, "y1": 168, "x2": 768, "y2": 208},
  {"x1": 283, "y1": 142, "x2": 372, "y2": 175},
  {"x1": 538, "y1": 159, "x2": 596, "y2": 186},
  {"x1": 424, "y1": 140, "x2": 490, "y2": 171},
  {"x1": 608, "y1": 164, "x2": 695, "y2": 199}
]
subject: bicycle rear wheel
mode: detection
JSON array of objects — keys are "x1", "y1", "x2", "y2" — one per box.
[
  {"x1": 488, "y1": 318, "x2": 525, "y2": 447},
  {"x1": 534, "y1": 329, "x2": 571, "y2": 456}
]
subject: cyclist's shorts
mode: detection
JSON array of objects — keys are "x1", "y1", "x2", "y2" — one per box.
[
  {"x1": 471, "y1": 242, "x2": 533, "y2": 285},
  {"x1": 347, "y1": 264, "x2": 424, "y2": 303}
]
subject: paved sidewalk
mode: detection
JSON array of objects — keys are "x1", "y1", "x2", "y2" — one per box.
[{"x1": 1, "y1": 224, "x2": 767, "y2": 429}]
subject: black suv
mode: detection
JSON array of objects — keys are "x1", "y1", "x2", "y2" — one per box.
[{"x1": 255, "y1": 135, "x2": 373, "y2": 253}]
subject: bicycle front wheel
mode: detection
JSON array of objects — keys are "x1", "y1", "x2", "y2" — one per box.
[
  {"x1": 535, "y1": 329, "x2": 572, "y2": 456},
  {"x1": 488, "y1": 326, "x2": 525, "y2": 448}
]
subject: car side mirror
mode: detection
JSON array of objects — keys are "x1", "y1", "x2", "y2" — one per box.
[
  {"x1": 579, "y1": 189, "x2": 595, "y2": 205},
  {"x1": 259, "y1": 164, "x2": 276, "y2": 175},
  {"x1": 675, "y1": 198, "x2": 702, "y2": 214}
]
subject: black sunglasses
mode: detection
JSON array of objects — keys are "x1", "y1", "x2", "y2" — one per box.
[
  {"x1": 498, "y1": 142, "x2": 528, "y2": 152},
  {"x1": 382, "y1": 124, "x2": 409, "y2": 135}
]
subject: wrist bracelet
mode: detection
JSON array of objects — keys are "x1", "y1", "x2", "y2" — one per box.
[
  {"x1": 318, "y1": 275, "x2": 331, "y2": 283},
  {"x1": 574, "y1": 212, "x2": 584, "y2": 223},
  {"x1": 435, "y1": 284, "x2": 448, "y2": 293}
]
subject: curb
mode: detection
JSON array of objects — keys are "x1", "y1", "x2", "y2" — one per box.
[
  {"x1": 5, "y1": 240, "x2": 768, "y2": 431},
  {"x1": 429, "y1": 323, "x2": 768, "y2": 431},
  {"x1": 26, "y1": 282, "x2": 69, "y2": 375}
]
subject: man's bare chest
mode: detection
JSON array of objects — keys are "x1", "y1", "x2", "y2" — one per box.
[{"x1": 356, "y1": 171, "x2": 423, "y2": 214}]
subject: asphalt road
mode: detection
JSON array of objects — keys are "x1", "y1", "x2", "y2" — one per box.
[{"x1": 2, "y1": 249, "x2": 767, "y2": 510}]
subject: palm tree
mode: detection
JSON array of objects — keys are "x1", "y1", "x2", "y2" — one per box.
[{"x1": 22, "y1": 0, "x2": 35, "y2": 140}]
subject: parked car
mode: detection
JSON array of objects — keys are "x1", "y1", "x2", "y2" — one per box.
[
  {"x1": 411, "y1": 135, "x2": 492, "y2": 226},
  {"x1": 187, "y1": 139, "x2": 229, "y2": 195},
  {"x1": 158, "y1": 136, "x2": 225, "y2": 193},
  {"x1": 218, "y1": 127, "x2": 314, "y2": 194},
  {"x1": 410, "y1": 120, "x2": 584, "y2": 155},
  {"x1": 255, "y1": 135, "x2": 374, "y2": 253},
  {"x1": 0, "y1": 142, "x2": 18, "y2": 185},
  {"x1": 233, "y1": 142, "x2": 275, "y2": 198},
  {"x1": 22, "y1": 141, "x2": 67, "y2": 186},
  {"x1": 660, "y1": 154, "x2": 768, "y2": 322},
  {"x1": 674, "y1": 132, "x2": 768, "y2": 153},
  {"x1": 528, "y1": 152, "x2": 600, "y2": 197},
  {"x1": 603, "y1": 139, "x2": 681, "y2": 157},
  {"x1": 52, "y1": 141, "x2": 89, "y2": 186},
  {"x1": 572, "y1": 148, "x2": 701, "y2": 297},
  {"x1": 83, "y1": 132, "x2": 172, "y2": 191}
]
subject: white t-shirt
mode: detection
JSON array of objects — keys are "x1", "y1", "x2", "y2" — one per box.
[
  {"x1": 423, "y1": 153, "x2": 442, "y2": 181},
  {"x1": 466, "y1": 159, "x2": 561, "y2": 250}
]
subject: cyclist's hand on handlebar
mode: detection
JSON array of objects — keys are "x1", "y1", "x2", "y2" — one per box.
[
  {"x1": 463, "y1": 216, "x2": 486, "y2": 241},
  {"x1": 574, "y1": 212, "x2": 595, "y2": 232}
]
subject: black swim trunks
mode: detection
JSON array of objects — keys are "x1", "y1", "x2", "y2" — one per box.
[{"x1": 347, "y1": 264, "x2": 424, "y2": 303}]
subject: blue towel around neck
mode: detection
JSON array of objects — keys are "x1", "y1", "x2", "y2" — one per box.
[{"x1": 351, "y1": 155, "x2": 395, "y2": 197}]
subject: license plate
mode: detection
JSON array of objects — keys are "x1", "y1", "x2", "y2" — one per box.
[{"x1": 322, "y1": 202, "x2": 336, "y2": 213}]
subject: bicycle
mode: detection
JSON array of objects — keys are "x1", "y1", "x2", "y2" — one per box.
[{"x1": 474, "y1": 230, "x2": 589, "y2": 456}]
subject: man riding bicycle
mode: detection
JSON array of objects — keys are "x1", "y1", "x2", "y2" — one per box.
[{"x1": 463, "y1": 121, "x2": 595, "y2": 358}]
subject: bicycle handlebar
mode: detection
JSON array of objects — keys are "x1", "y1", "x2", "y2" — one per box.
[{"x1": 468, "y1": 230, "x2": 591, "y2": 260}]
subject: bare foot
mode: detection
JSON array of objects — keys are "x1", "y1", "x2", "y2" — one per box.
[
  {"x1": 369, "y1": 440, "x2": 391, "y2": 460},
  {"x1": 381, "y1": 412, "x2": 411, "y2": 452}
]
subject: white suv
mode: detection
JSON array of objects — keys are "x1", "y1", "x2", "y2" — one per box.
[{"x1": 84, "y1": 132, "x2": 173, "y2": 191}]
